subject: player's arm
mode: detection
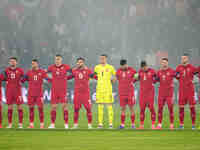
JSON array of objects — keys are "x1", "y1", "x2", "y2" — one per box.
[
  {"x1": 134, "y1": 70, "x2": 140, "y2": 81},
  {"x1": 132, "y1": 69, "x2": 138, "y2": 83},
  {"x1": 111, "y1": 66, "x2": 117, "y2": 84},
  {"x1": 21, "y1": 73, "x2": 29, "y2": 83},
  {"x1": 93, "y1": 66, "x2": 98, "y2": 80},
  {"x1": 88, "y1": 68, "x2": 97, "y2": 80},
  {"x1": 45, "y1": 66, "x2": 53, "y2": 82},
  {"x1": 154, "y1": 71, "x2": 160, "y2": 83},
  {"x1": 174, "y1": 66, "x2": 181, "y2": 80},
  {"x1": 43, "y1": 70, "x2": 52, "y2": 83},
  {"x1": 193, "y1": 66, "x2": 199, "y2": 76},
  {"x1": 0, "y1": 70, "x2": 7, "y2": 81},
  {"x1": 20, "y1": 69, "x2": 25, "y2": 83},
  {"x1": 152, "y1": 70, "x2": 157, "y2": 84}
]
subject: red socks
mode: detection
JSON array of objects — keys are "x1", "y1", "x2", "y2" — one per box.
[
  {"x1": 8, "y1": 109, "x2": 13, "y2": 124},
  {"x1": 169, "y1": 106, "x2": 174, "y2": 124},
  {"x1": 18, "y1": 109, "x2": 23, "y2": 124},
  {"x1": 86, "y1": 109, "x2": 92, "y2": 124},
  {"x1": 121, "y1": 113, "x2": 125, "y2": 126},
  {"x1": 131, "y1": 114, "x2": 135, "y2": 125},
  {"x1": 74, "y1": 109, "x2": 79, "y2": 124},
  {"x1": 140, "y1": 109, "x2": 145, "y2": 125},
  {"x1": 158, "y1": 107, "x2": 163, "y2": 124},
  {"x1": 150, "y1": 107, "x2": 156, "y2": 124},
  {"x1": 179, "y1": 107, "x2": 184, "y2": 125},
  {"x1": 190, "y1": 107, "x2": 196, "y2": 125},
  {"x1": 38, "y1": 107, "x2": 44, "y2": 123},
  {"x1": 0, "y1": 105, "x2": 2, "y2": 125},
  {"x1": 63, "y1": 110, "x2": 68, "y2": 124},
  {"x1": 29, "y1": 107, "x2": 34, "y2": 123},
  {"x1": 51, "y1": 110, "x2": 56, "y2": 124}
]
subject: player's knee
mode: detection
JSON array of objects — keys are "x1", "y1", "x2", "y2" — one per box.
[
  {"x1": 17, "y1": 104, "x2": 23, "y2": 110},
  {"x1": 51, "y1": 105, "x2": 57, "y2": 110},
  {"x1": 74, "y1": 108, "x2": 79, "y2": 113}
]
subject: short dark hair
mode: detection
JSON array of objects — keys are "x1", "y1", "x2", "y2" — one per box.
[
  {"x1": 141, "y1": 60, "x2": 147, "y2": 68},
  {"x1": 182, "y1": 53, "x2": 189, "y2": 57},
  {"x1": 100, "y1": 54, "x2": 108, "y2": 58},
  {"x1": 55, "y1": 54, "x2": 63, "y2": 58},
  {"x1": 32, "y1": 59, "x2": 39, "y2": 63},
  {"x1": 161, "y1": 57, "x2": 168, "y2": 62},
  {"x1": 77, "y1": 57, "x2": 85, "y2": 62},
  {"x1": 120, "y1": 59, "x2": 127, "y2": 66},
  {"x1": 9, "y1": 57, "x2": 18, "y2": 62}
]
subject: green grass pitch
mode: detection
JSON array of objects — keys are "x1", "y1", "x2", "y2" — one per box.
[{"x1": 0, "y1": 104, "x2": 200, "y2": 150}]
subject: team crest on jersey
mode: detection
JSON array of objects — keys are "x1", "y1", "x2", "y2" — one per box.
[
  {"x1": 61, "y1": 67, "x2": 64, "y2": 70},
  {"x1": 167, "y1": 72, "x2": 170, "y2": 76},
  {"x1": 83, "y1": 71, "x2": 86, "y2": 74},
  {"x1": 148, "y1": 72, "x2": 151, "y2": 76},
  {"x1": 39, "y1": 73, "x2": 41, "y2": 76},
  {"x1": 187, "y1": 68, "x2": 190, "y2": 72},
  {"x1": 106, "y1": 69, "x2": 109, "y2": 72}
]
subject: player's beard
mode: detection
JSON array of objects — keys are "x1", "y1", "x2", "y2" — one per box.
[
  {"x1": 162, "y1": 66, "x2": 168, "y2": 70},
  {"x1": 10, "y1": 65, "x2": 16, "y2": 69},
  {"x1": 182, "y1": 61, "x2": 188, "y2": 66}
]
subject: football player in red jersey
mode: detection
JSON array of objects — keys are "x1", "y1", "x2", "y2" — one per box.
[
  {"x1": 68, "y1": 57, "x2": 95, "y2": 129},
  {"x1": 4, "y1": 57, "x2": 24, "y2": 128},
  {"x1": 136, "y1": 61, "x2": 157, "y2": 129},
  {"x1": 156, "y1": 58, "x2": 176, "y2": 130},
  {"x1": 176, "y1": 53, "x2": 198, "y2": 130},
  {"x1": 23, "y1": 59, "x2": 49, "y2": 128},
  {"x1": 47, "y1": 54, "x2": 71, "y2": 129},
  {"x1": 116, "y1": 59, "x2": 137, "y2": 129}
]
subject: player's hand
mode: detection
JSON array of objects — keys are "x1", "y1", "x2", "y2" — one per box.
[
  {"x1": 111, "y1": 78, "x2": 117, "y2": 84},
  {"x1": 134, "y1": 73, "x2": 139, "y2": 80}
]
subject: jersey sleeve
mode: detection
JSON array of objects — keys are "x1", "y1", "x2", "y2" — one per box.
[
  {"x1": 116, "y1": 69, "x2": 120, "y2": 80},
  {"x1": 111, "y1": 66, "x2": 116, "y2": 76},
  {"x1": 193, "y1": 65, "x2": 198, "y2": 75},
  {"x1": 0, "y1": 73, "x2": 4, "y2": 81},
  {"x1": 48, "y1": 65, "x2": 52, "y2": 73},
  {"x1": 67, "y1": 69, "x2": 74, "y2": 80},
  {"x1": 152, "y1": 69, "x2": 157, "y2": 83},
  {"x1": 20, "y1": 68, "x2": 25, "y2": 79},
  {"x1": 94, "y1": 66, "x2": 98, "y2": 75},
  {"x1": 175, "y1": 66, "x2": 180, "y2": 79},
  {"x1": 198, "y1": 66, "x2": 200, "y2": 79},
  {"x1": 155, "y1": 70, "x2": 160, "y2": 82}
]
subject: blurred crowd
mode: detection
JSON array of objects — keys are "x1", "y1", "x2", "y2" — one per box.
[{"x1": 0, "y1": 0, "x2": 200, "y2": 72}]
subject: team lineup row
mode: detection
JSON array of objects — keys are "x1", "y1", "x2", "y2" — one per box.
[{"x1": 0, "y1": 53, "x2": 200, "y2": 130}]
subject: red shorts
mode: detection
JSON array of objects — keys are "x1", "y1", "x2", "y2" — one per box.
[
  {"x1": 51, "y1": 92, "x2": 67, "y2": 104},
  {"x1": 119, "y1": 95, "x2": 135, "y2": 107},
  {"x1": 158, "y1": 96, "x2": 173, "y2": 108},
  {"x1": 6, "y1": 91, "x2": 23, "y2": 105},
  {"x1": 178, "y1": 91, "x2": 196, "y2": 106},
  {"x1": 74, "y1": 94, "x2": 91, "y2": 110},
  {"x1": 139, "y1": 92, "x2": 155, "y2": 109},
  {"x1": 28, "y1": 96, "x2": 44, "y2": 107}
]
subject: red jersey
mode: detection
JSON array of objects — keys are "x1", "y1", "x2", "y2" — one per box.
[
  {"x1": 138, "y1": 68, "x2": 156, "y2": 92},
  {"x1": 198, "y1": 66, "x2": 200, "y2": 80},
  {"x1": 48, "y1": 64, "x2": 71, "y2": 94},
  {"x1": 25, "y1": 69, "x2": 48, "y2": 97},
  {"x1": 116, "y1": 67, "x2": 137, "y2": 97},
  {"x1": 157, "y1": 68, "x2": 175, "y2": 97},
  {"x1": 71, "y1": 68, "x2": 93, "y2": 94},
  {"x1": 4, "y1": 67, "x2": 24, "y2": 90},
  {"x1": 175, "y1": 64, "x2": 197, "y2": 88}
]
